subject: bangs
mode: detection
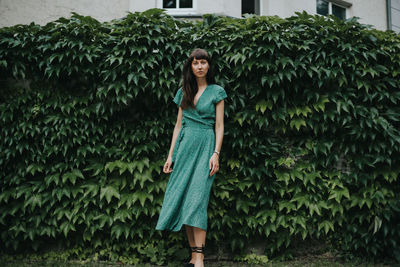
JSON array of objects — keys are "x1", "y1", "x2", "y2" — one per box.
[{"x1": 189, "y1": 48, "x2": 210, "y2": 61}]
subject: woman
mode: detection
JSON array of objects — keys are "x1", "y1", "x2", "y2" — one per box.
[{"x1": 155, "y1": 48, "x2": 227, "y2": 267}]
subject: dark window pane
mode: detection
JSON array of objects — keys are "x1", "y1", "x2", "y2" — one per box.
[
  {"x1": 316, "y1": 0, "x2": 328, "y2": 16},
  {"x1": 242, "y1": 0, "x2": 255, "y2": 14},
  {"x1": 163, "y1": 0, "x2": 176, "y2": 8},
  {"x1": 332, "y1": 4, "x2": 346, "y2": 19},
  {"x1": 254, "y1": 0, "x2": 260, "y2": 15},
  {"x1": 180, "y1": 0, "x2": 192, "y2": 8}
]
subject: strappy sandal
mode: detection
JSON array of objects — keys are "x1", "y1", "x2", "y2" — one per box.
[
  {"x1": 183, "y1": 246, "x2": 194, "y2": 267},
  {"x1": 183, "y1": 245, "x2": 205, "y2": 267}
]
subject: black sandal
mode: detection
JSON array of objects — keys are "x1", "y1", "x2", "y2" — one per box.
[
  {"x1": 190, "y1": 244, "x2": 205, "y2": 255},
  {"x1": 183, "y1": 246, "x2": 194, "y2": 267},
  {"x1": 183, "y1": 245, "x2": 205, "y2": 267}
]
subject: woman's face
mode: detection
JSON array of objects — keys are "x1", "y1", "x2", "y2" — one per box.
[{"x1": 191, "y1": 57, "x2": 209, "y2": 79}]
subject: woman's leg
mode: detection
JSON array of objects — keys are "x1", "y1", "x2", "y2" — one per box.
[
  {"x1": 185, "y1": 225, "x2": 196, "y2": 264},
  {"x1": 192, "y1": 226, "x2": 206, "y2": 266}
]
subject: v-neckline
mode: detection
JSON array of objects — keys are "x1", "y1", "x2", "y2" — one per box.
[{"x1": 194, "y1": 84, "x2": 210, "y2": 108}]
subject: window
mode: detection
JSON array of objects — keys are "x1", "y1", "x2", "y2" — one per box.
[
  {"x1": 332, "y1": 4, "x2": 346, "y2": 20},
  {"x1": 317, "y1": 0, "x2": 347, "y2": 20},
  {"x1": 242, "y1": 0, "x2": 260, "y2": 16},
  {"x1": 160, "y1": 0, "x2": 195, "y2": 10},
  {"x1": 316, "y1": 0, "x2": 329, "y2": 16},
  {"x1": 158, "y1": 0, "x2": 197, "y2": 15}
]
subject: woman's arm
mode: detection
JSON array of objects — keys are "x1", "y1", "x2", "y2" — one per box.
[
  {"x1": 164, "y1": 107, "x2": 183, "y2": 173},
  {"x1": 210, "y1": 99, "x2": 224, "y2": 176},
  {"x1": 214, "y1": 100, "x2": 225, "y2": 153},
  {"x1": 167, "y1": 107, "x2": 183, "y2": 160}
]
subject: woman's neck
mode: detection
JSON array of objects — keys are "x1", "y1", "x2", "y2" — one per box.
[{"x1": 196, "y1": 77, "x2": 208, "y2": 90}]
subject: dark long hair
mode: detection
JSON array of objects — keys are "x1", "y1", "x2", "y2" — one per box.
[{"x1": 181, "y1": 48, "x2": 216, "y2": 109}]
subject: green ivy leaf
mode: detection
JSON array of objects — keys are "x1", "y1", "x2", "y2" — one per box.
[{"x1": 100, "y1": 186, "x2": 120, "y2": 203}]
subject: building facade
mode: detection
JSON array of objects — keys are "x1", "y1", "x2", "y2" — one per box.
[{"x1": 0, "y1": 0, "x2": 398, "y2": 33}]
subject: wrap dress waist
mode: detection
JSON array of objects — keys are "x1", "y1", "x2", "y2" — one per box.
[{"x1": 172, "y1": 119, "x2": 214, "y2": 162}]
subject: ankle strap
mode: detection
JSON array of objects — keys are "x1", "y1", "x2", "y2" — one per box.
[{"x1": 190, "y1": 245, "x2": 205, "y2": 254}]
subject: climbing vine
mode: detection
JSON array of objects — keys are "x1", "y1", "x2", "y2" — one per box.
[{"x1": 1, "y1": 8, "x2": 400, "y2": 264}]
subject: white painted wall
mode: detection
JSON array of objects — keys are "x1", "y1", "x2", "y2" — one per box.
[
  {"x1": 260, "y1": 0, "x2": 387, "y2": 31},
  {"x1": 0, "y1": 0, "x2": 128, "y2": 27},
  {"x1": 196, "y1": 0, "x2": 241, "y2": 17},
  {"x1": 223, "y1": 0, "x2": 242, "y2": 17},
  {"x1": 0, "y1": 0, "x2": 391, "y2": 32},
  {"x1": 349, "y1": 0, "x2": 387, "y2": 31},
  {"x1": 261, "y1": 0, "x2": 315, "y2": 18},
  {"x1": 130, "y1": 0, "x2": 157, "y2": 12}
]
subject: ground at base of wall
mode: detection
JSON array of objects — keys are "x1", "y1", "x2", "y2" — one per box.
[{"x1": 0, "y1": 256, "x2": 394, "y2": 267}]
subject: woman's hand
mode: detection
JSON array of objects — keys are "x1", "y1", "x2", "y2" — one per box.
[
  {"x1": 209, "y1": 153, "x2": 219, "y2": 176},
  {"x1": 163, "y1": 156, "x2": 174, "y2": 173}
]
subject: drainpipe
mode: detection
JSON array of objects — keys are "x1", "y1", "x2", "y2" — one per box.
[{"x1": 387, "y1": 0, "x2": 392, "y2": 31}]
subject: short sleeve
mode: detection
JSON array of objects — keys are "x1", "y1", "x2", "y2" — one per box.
[
  {"x1": 213, "y1": 85, "x2": 227, "y2": 104},
  {"x1": 173, "y1": 88, "x2": 183, "y2": 106}
]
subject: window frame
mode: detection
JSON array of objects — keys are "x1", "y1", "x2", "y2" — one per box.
[
  {"x1": 317, "y1": 0, "x2": 348, "y2": 20},
  {"x1": 157, "y1": 0, "x2": 198, "y2": 15}
]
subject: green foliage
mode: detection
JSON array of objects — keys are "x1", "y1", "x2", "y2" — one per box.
[
  {"x1": 1, "y1": 8, "x2": 400, "y2": 264},
  {"x1": 234, "y1": 253, "x2": 269, "y2": 265}
]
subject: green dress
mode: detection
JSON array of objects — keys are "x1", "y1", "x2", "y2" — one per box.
[{"x1": 155, "y1": 84, "x2": 227, "y2": 232}]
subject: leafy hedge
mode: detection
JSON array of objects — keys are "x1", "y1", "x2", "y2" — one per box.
[{"x1": 1, "y1": 8, "x2": 400, "y2": 264}]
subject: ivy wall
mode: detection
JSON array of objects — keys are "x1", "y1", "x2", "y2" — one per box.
[{"x1": 1, "y1": 9, "x2": 400, "y2": 264}]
